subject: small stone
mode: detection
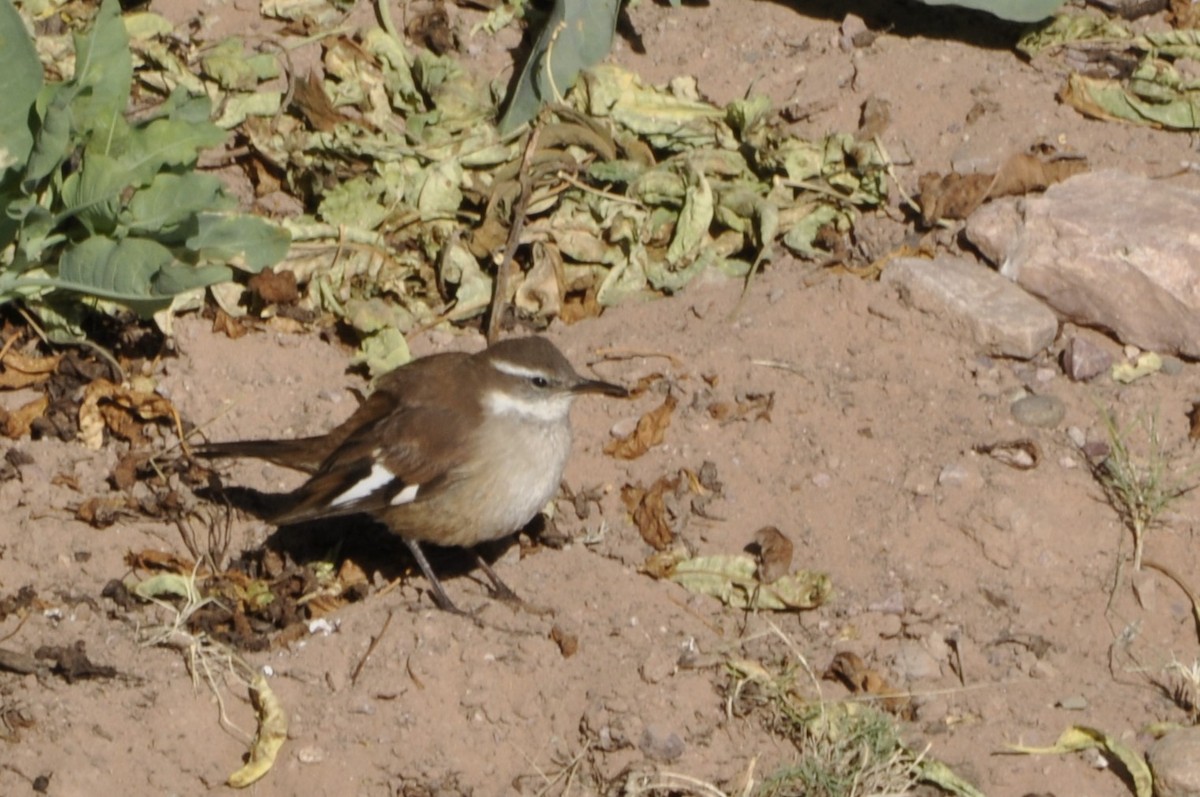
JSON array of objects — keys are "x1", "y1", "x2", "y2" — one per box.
[
  {"x1": 811, "y1": 472, "x2": 832, "y2": 488},
  {"x1": 1161, "y1": 355, "x2": 1185, "y2": 376},
  {"x1": 891, "y1": 641, "x2": 942, "y2": 681},
  {"x1": 938, "y1": 463, "x2": 968, "y2": 487},
  {"x1": 297, "y1": 746, "x2": 325, "y2": 764},
  {"x1": 1011, "y1": 394, "x2": 1065, "y2": 428},
  {"x1": 839, "y1": 14, "x2": 869, "y2": 51},
  {"x1": 1149, "y1": 726, "x2": 1200, "y2": 797},
  {"x1": 1066, "y1": 426, "x2": 1087, "y2": 448},
  {"x1": 1062, "y1": 336, "x2": 1113, "y2": 382},
  {"x1": 638, "y1": 725, "x2": 685, "y2": 763},
  {"x1": 1029, "y1": 659, "x2": 1058, "y2": 679},
  {"x1": 639, "y1": 648, "x2": 676, "y2": 684},
  {"x1": 1056, "y1": 695, "x2": 1089, "y2": 711}
]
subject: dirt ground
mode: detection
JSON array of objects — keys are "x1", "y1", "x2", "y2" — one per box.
[{"x1": 5, "y1": 1, "x2": 1200, "y2": 795}]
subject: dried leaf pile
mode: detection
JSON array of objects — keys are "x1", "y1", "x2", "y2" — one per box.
[{"x1": 10, "y1": 0, "x2": 894, "y2": 371}]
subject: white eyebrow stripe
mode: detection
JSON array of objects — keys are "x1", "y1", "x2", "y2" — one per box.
[
  {"x1": 330, "y1": 463, "x2": 396, "y2": 507},
  {"x1": 490, "y1": 359, "x2": 549, "y2": 380},
  {"x1": 390, "y1": 483, "x2": 420, "y2": 506}
]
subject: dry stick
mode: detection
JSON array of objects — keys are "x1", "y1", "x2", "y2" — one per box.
[
  {"x1": 486, "y1": 125, "x2": 542, "y2": 344},
  {"x1": 1144, "y1": 558, "x2": 1200, "y2": 644},
  {"x1": 350, "y1": 609, "x2": 395, "y2": 686}
]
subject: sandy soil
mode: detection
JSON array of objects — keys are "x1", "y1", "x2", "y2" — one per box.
[{"x1": 4, "y1": 1, "x2": 1200, "y2": 795}]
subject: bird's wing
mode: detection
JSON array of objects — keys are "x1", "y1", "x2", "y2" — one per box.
[{"x1": 269, "y1": 385, "x2": 472, "y2": 526}]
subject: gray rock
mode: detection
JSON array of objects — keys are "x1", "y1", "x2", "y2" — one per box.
[
  {"x1": 1150, "y1": 726, "x2": 1200, "y2": 797},
  {"x1": 1062, "y1": 336, "x2": 1113, "y2": 382},
  {"x1": 891, "y1": 641, "x2": 942, "y2": 682},
  {"x1": 966, "y1": 170, "x2": 1200, "y2": 358},
  {"x1": 881, "y1": 256, "x2": 1057, "y2": 359},
  {"x1": 1011, "y1": 394, "x2": 1065, "y2": 428},
  {"x1": 638, "y1": 725, "x2": 685, "y2": 763}
]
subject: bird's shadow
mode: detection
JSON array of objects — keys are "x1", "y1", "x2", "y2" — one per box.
[{"x1": 196, "y1": 481, "x2": 521, "y2": 594}]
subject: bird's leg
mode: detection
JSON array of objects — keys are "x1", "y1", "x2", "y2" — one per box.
[
  {"x1": 402, "y1": 538, "x2": 466, "y2": 615},
  {"x1": 472, "y1": 553, "x2": 522, "y2": 603}
]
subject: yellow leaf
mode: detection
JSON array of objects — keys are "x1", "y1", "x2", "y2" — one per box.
[{"x1": 228, "y1": 674, "x2": 288, "y2": 788}]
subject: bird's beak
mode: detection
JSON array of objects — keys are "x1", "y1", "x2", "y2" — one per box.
[{"x1": 572, "y1": 378, "x2": 629, "y2": 398}]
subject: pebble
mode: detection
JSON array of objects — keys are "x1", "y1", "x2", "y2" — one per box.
[
  {"x1": 1066, "y1": 426, "x2": 1087, "y2": 448},
  {"x1": 1055, "y1": 695, "x2": 1088, "y2": 711},
  {"x1": 639, "y1": 648, "x2": 676, "y2": 685},
  {"x1": 1149, "y1": 726, "x2": 1200, "y2": 797},
  {"x1": 1062, "y1": 336, "x2": 1112, "y2": 381},
  {"x1": 890, "y1": 641, "x2": 941, "y2": 681},
  {"x1": 1011, "y1": 394, "x2": 1065, "y2": 428},
  {"x1": 638, "y1": 725, "x2": 685, "y2": 763},
  {"x1": 1161, "y1": 355, "x2": 1185, "y2": 376},
  {"x1": 937, "y1": 463, "x2": 968, "y2": 487},
  {"x1": 296, "y1": 746, "x2": 325, "y2": 764}
]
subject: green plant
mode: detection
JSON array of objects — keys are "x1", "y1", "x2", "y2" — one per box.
[
  {"x1": 1093, "y1": 409, "x2": 1193, "y2": 572},
  {"x1": 0, "y1": 0, "x2": 288, "y2": 338}
]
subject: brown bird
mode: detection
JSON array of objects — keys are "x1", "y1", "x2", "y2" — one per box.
[{"x1": 196, "y1": 336, "x2": 627, "y2": 613}]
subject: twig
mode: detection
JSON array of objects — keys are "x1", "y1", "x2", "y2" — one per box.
[
  {"x1": 1144, "y1": 559, "x2": 1200, "y2": 644},
  {"x1": 487, "y1": 125, "x2": 542, "y2": 343},
  {"x1": 351, "y1": 609, "x2": 395, "y2": 686}
]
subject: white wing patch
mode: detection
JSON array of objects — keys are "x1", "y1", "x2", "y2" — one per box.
[
  {"x1": 330, "y1": 463, "x2": 396, "y2": 507},
  {"x1": 391, "y1": 483, "x2": 420, "y2": 506}
]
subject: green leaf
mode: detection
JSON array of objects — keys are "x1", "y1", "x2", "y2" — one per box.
[
  {"x1": 69, "y1": 0, "x2": 132, "y2": 139},
  {"x1": 60, "y1": 151, "x2": 127, "y2": 234},
  {"x1": 24, "y1": 84, "x2": 75, "y2": 190},
  {"x1": 915, "y1": 0, "x2": 1066, "y2": 22},
  {"x1": 186, "y1": 214, "x2": 291, "y2": 273},
  {"x1": 200, "y1": 38, "x2": 280, "y2": 91},
  {"x1": 126, "y1": 172, "x2": 229, "y2": 241},
  {"x1": 118, "y1": 103, "x2": 227, "y2": 183},
  {"x1": 34, "y1": 236, "x2": 222, "y2": 314},
  {"x1": 499, "y1": 0, "x2": 622, "y2": 134},
  {"x1": 0, "y1": 0, "x2": 43, "y2": 184}
]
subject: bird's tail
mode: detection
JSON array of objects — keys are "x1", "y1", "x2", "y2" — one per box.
[{"x1": 193, "y1": 437, "x2": 331, "y2": 474}]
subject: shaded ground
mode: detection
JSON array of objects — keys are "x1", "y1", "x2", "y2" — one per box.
[{"x1": 4, "y1": 1, "x2": 1200, "y2": 795}]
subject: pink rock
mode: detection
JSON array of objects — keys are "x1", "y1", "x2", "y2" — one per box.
[{"x1": 967, "y1": 170, "x2": 1200, "y2": 358}]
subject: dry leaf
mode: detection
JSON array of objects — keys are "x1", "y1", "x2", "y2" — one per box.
[
  {"x1": 549, "y1": 624, "x2": 579, "y2": 658},
  {"x1": 78, "y1": 379, "x2": 180, "y2": 450},
  {"x1": 751, "y1": 526, "x2": 794, "y2": 584},
  {"x1": 973, "y1": 439, "x2": 1041, "y2": 470},
  {"x1": 0, "y1": 350, "x2": 61, "y2": 390},
  {"x1": 666, "y1": 553, "x2": 831, "y2": 611},
  {"x1": 292, "y1": 71, "x2": 344, "y2": 133},
  {"x1": 248, "y1": 268, "x2": 299, "y2": 306},
  {"x1": 621, "y1": 475, "x2": 679, "y2": 551},
  {"x1": 708, "y1": 392, "x2": 774, "y2": 423},
  {"x1": 1006, "y1": 726, "x2": 1152, "y2": 797},
  {"x1": 605, "y1": 393, "x2": 676, "y2": 460},
  {"x1": 76, "y1": 496, "x2": 131, "y2": 528},
  {"x1": 227, "y1": 674, "x2": 288, "y2": 788},
  {"x1": 2, "y1": 396, "x2": 49, "y2": 439},
  {"x1": 823, "y1": 651, "x2": 913, "y2": 718},
  {"x1": 1188, "y1": 401, "x2": 1200, "y2": 441},
  {"x1": 125, "y1": 549, "x2": 198, "y2": 573},
  {"x1": 211, "y1": 307, "x2": 250, "y2": 339},
  {"x1": 405, "y1": 2, "x2": 458, "y2": 54},
  {"x1": 919, "y1": 152, "x2": 1088, "y2": 224}
]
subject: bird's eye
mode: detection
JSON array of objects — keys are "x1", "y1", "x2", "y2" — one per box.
[{"x1": 530, "y1": 375, "x2": 550, "y2": 388}]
